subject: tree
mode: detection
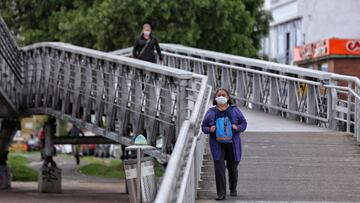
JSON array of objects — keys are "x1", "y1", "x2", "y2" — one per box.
[{"x1": 0, "y1": 0, "x2": 271, "y2": 57}]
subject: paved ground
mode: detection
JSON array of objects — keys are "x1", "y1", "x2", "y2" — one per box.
[
  {"x1": 241, "y1": 108, "x2": 331, "y2": 132},
  {"x1": 197, "y1": 109, "x2": 360, "y2": 202},
  {"x1": 0, "y1": 153, "x2": 129, "y2": 203},
  {"x1": 1, "y1": 181, "x2": 128, "y2": 203}
]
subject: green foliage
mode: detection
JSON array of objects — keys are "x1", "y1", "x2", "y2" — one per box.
[
  {"x1": 8, "y1": 155, "x2": 37, "y2": 181},
  {"x1": 58, "y1": 120, "x2": 68, "y2": 137},
  {"x1": 1, "y1": 0, "x2": 271, "y2": 57},
  {"x1": 79, "y1": 160, "x2": 124, "y2": 179},
  {"x1": 79, "y1": 157, "x2": 163, "y2": 178}
]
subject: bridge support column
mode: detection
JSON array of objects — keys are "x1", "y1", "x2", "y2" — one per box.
[
  {"x1": 38, "y1": 117, "x2": 61, "y2": 193},
  {"x1": 0, "y1": 119, "x2": 19, "y2": 189}
]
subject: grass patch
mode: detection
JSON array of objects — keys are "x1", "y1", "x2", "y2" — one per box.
[
  {"x1": 8, "y1": 155, "x2": 37, "y2": 181},
  {"x1": 79, "y1": 158, "x2": 124, "y2": 178},
  {"x1": 79, "y1": 157, "x2": 164, "y2": 179},
  {"x1": 154, "y1": 160, "x2": 164, "y2": 177}
]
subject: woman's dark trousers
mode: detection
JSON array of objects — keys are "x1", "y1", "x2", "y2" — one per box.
[{"x1": 213, "y1": 143, "x2": 239, "y2": 196}]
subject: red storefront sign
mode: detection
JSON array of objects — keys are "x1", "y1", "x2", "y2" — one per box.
[{"x1": 294, "y1": 38, "x2": 360, "y2": 62}]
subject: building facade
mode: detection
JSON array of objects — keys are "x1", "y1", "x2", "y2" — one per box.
[
  {"x1": 293, "y1": 38, "x2": 360, "y2": 78},
  {"x1": 262, "y1": 0, "x2": 360, "y2": 65}
]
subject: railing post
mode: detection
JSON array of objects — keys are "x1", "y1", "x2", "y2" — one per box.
[
  {"x1": 269, "y1": 76, "x2": 279, "y2": 115},
  {"x1": 236, "y1": 70, "x2": 246, "y2": 107},
  {"x1": 306, "y1": 84, "x2": 317, "y2": 124},
  {"x1": 355, "y1": 85, "x2": 360, "y2": 141},
  {"x1": 347, "y1": 82, "x2": 352, "y2": 134},
  {"x1": 207, "y1": 64, "x2": 217, "y2": 89},
  {"x1": 252, "y1": 73, "x2": 261, "y2": 110},
  {"x1": 221, "y1": 66, "x2": 230, "y2": 91},
  {"x1": 327, "y1": 79, "x2": 338, "y2": 130},
  {"x1": 287, "y1": 80, "x2": 297, "y2": 120},
  {"x1": 176, "y1": 79, "x2": 189, "y2": 137}
]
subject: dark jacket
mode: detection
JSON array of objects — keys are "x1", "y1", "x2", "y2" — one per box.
[
  {"x1": 201, "y1": 105, "x2": 247, "y2": 162},
  {"x1": 68, "y1": 127, "x2": 84, "y2": 137},
  {"x1": 132, "y1": 34, "x2": 163, "y2": 63}
]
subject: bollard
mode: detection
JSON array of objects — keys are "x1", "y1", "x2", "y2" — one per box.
[{"x1": 38, "y1": 166, "x2": 61, "y2": 193}]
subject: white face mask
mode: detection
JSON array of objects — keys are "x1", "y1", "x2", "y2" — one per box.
[
  {"x1": 143, "y1": 31, "x2": 151, "y2": 36},
  {"x1": 215, "y1": 96, "x2": 228, "y2": 105}
]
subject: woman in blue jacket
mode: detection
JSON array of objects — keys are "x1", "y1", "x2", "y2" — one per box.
[{"x1": 201, "y1": 88, "x2": 247, "y2": 201}]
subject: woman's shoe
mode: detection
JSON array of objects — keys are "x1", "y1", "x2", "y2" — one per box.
[
  {"x1": 230, "y1": 190, "x2": 237, "y2": 196},
  {"x1": 215, "y1": 195, "x2": 226, "y2": 201}
]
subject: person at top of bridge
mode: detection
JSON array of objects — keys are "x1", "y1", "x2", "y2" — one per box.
[
  {"x1": 132, "y1": 23, "x2": 163, "y2": 64},
  {"x1": 201, "y1": 88, "x2": 247, "y2": 201},
  {"x1": 68, "y1": 124, "x2": 84, "y2": 165}
]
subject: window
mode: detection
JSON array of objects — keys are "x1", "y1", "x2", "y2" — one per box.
[
  {"x1": 319, "y1": 63, "x2": 329, "y2": 72},
  {"x1": 286, "y1": 32, "x2": 290, "y2": 64},
  {"x1": 274, "y1": 19, "x2": 302, "y2": 64}
]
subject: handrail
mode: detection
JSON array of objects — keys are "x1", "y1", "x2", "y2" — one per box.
[
  {"x1": 160, "y1": 43, "x2": 332, "y2": 80},
  {"x1": 162, "y1": 51, "x2": 323, "y2": 86},
  {"x1": 324, "y1": 85, "x2": 360, "y2": 100},
  {"x1": 190, "y1": 75, "x2": 209, "y2": 124},
  {"x1": 331, "y1": 73, "x2": 360, "y2": 87},
  {"x1": 176, "y1": 85, "x2": 212, "y2": 203},
  {"x1": 154, "y1": 78, "x2": 211, "y2": 203},
  {"x1": 111, "y1": 45, "x2": 332, "y2": 79},
  {"x1": 154, "y1": 120, "x2": 191, "y2": 203},
  {"x1": 23, "y1": 42, "x2": 193, "y2": 80}
]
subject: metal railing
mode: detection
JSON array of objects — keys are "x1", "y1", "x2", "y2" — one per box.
[
  {"x1": 20, "y1": 42, "x2": 209, "y2": 162},
  {"x1": 0, "y1": 17, "x2": 23, "y2": 83},
  {"x1": 112, "y1": 44, "x2": 360, "y2": 202},
  {"x1": 156, "y1": 44, "x2": 360, "y2": 141},
  {"x1": 155, "y1": 78, "x2": 211, "y2": 203},
  {"x1": 326, "y1": 74, "x2": 360, "y2": 141},
  {"x1": 0, "y1": 17, "x2": 23, "y2": 114}
]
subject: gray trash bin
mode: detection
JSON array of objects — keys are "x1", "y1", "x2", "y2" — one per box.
[{"x1": 124, "y1": 157, "x2": 156, "y2": 203}]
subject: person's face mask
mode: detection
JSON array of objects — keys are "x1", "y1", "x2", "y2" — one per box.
[
  {"x1": 215, "y1": 96, "x2": 228, "y2": 105},
  {"x1": 143, "y1": 31, "x2": 151, "y2": 36}
]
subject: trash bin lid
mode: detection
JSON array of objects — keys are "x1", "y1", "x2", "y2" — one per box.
[{"x1": 125, "y1": 145, "x2": 156, "y2": 151}]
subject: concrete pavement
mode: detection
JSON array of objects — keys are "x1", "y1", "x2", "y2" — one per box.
[
  {"x1": 240, "y1": 108, "x2": 331, "y2": 132},
  {"x1": 0, "y1": 180, "x2": 128, "y2": 203},
  {"x1": 0, "y1": 153, "x2": 129, "y2": 203},
  {"x1": 197, "y1": 109, "x2": 360, "y2": 202}
]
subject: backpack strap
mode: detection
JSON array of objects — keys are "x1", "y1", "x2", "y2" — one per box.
[
  {"x1": 209, "y1": 107, "x2": 218, "y2": 122},
  {"x1": 139, "y1": 39, "x2": 151, "y2": 57},
  {"x1": 226, "y1": 105, "x2": 235, "y2": 124},
  {"x1": 210, "y1": 106, "x2": 235, "y2": 124}
]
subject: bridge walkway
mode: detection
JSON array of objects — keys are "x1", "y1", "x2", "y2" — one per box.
[{"x1": 197, "y1": 108, "x2": 360, "y2": 202}]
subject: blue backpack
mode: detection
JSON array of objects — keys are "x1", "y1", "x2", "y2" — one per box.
[{"x1": 212, "y1": 107, "x2": 234, "y2": 143}]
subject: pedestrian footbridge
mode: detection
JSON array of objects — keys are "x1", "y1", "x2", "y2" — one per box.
[{"x1": 1, "y1": 16, "x2": 360, "y2": 202}]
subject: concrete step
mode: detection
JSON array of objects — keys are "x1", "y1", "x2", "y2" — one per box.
[{"x1": 197, "y1": 132, "x2": 360, "y2": 202}]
